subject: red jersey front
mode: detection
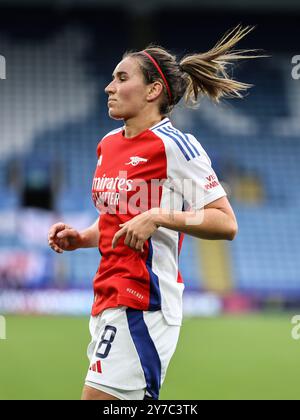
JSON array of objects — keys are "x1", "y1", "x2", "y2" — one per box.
[{"x1": 91, "y1": 118, "x2": 226, "y2": 325}]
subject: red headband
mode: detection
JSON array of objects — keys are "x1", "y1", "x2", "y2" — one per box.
[{"x1": 142, "y1": 51, "x2": 172, "y2": 102}]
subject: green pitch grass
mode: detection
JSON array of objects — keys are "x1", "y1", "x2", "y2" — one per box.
[{"x1": 0, "y1": 314, "x2": 299, "y2": 400}]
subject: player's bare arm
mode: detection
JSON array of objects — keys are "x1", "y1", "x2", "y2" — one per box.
[
  {"x1": 151, "y1": 196, "x2": 238, "y2": 240},
  {"x1": 112, "y1": 196, "x2": 237, "y2": 253},
  {"x1": 48, "y1": 217, "x2": 100, "y2": 253}
]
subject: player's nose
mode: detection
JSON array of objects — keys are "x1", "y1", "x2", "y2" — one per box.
[{"x1": 105, "y1": 80, "x2": 116, "y2": 95}]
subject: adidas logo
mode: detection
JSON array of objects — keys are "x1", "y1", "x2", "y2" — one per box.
[{"x1": 89, "y1": 360, "x2": 102, "y2": 373}]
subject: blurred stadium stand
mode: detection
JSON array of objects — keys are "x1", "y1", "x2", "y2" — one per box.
[{"x1": 0, "y1": 4, "x2": 299, "y2": 314}]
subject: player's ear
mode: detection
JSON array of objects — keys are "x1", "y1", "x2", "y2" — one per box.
[{"x1": 147, "y1": 81, "x2": 163, "y2": 102}]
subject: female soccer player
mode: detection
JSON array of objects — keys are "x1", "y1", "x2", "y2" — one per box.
[{"x1": 48, "y1": 25, "x2": 257, "y2": 400}]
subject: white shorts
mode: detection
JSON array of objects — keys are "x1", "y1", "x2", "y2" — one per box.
[{"x1": 85, "y1": 306, "x2": 180, "y2": 400}]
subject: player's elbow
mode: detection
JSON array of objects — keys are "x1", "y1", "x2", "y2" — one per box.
[{"x1": 227, "y1": 220, "x2": 238, "y2": 241}]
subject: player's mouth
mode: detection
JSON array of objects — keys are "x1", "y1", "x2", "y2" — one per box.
[{"x1": 108, "y1": 98, "x2": 117, "y2": 105}]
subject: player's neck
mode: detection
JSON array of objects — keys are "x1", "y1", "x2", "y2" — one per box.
[{"x1": 123, "y1": 112, "x2": 165, "y2": 139}]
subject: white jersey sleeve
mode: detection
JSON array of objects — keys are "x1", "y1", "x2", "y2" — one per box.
[
  {"x1": 153, "y1": 123, "x2": 226, "y2": 210},
  {"x1": 175, "y1": 133, "x2": 226, "y2": 210}
]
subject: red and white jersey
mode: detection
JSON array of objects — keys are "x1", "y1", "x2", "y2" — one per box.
[{"x1": 91, "y1": 117, "x2": 226, "y2": 325}]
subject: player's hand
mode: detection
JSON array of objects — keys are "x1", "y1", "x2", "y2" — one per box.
[
  {"x1": 112, "y1": 211, "x2": 160, "y2": 252},
  {"x1": 48, "y1": 222, "x2": 83, "y2": 253}
]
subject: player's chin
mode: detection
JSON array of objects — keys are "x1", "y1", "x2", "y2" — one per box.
[{"x1": 108, "y1": 108, "x2": 124, "y2": 120}]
